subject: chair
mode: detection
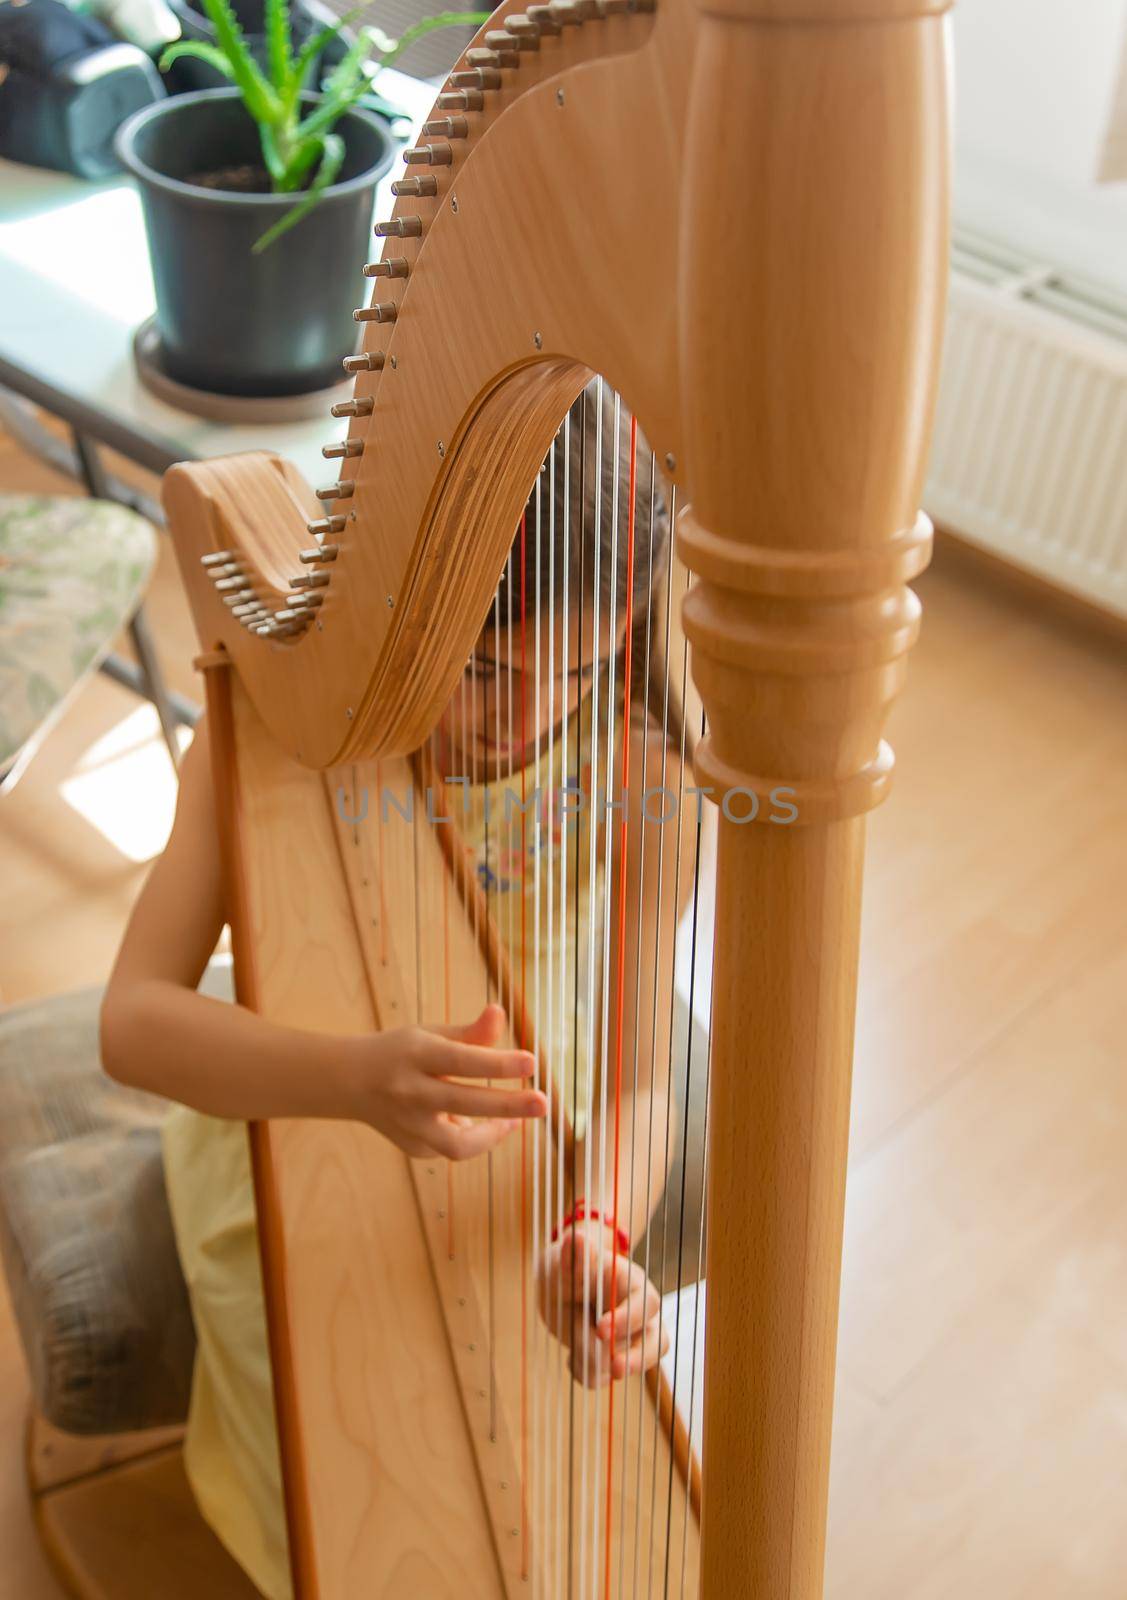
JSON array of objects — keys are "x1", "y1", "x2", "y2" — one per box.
[
  {"x1": 0, "y1": 494, "x2": 180, "y2": 790},
  {"x1": 0, "y1": 961, "x2": 265, "y2": 1599}
]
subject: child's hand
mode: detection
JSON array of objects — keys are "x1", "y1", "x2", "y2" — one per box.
[
  {"x1": 537, "y1": 1219, "x2": 669, "y2": 1388},
  {"x1": 348, "y1": 1003, "x2": 546, "y2": 1160}
]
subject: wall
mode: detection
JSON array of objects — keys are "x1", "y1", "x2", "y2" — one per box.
[{"x1": 952, "y1": 0, "x2": 1127, "y2": 292}]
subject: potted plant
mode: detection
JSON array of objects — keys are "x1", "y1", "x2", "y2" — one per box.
[{"x1": 115, "y1": 0, "x2": 485, "y2": 397}]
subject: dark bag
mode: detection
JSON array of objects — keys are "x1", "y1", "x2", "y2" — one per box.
[{"x1": 0, "y1": 0, "x2": 163, "y2": 180}]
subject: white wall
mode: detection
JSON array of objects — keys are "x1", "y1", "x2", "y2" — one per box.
[{"x1": 952, "y1": 0, "x2": 1127, "y2": 292}]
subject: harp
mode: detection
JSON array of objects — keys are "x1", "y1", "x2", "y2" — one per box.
[{"x1": 163, "y1": 0, "x2": 951, "y2": 1593}]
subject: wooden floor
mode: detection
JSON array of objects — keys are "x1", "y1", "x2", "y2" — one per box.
[{"x1": 1, "y1": 418, "x2": 1125, "y2": 1597}]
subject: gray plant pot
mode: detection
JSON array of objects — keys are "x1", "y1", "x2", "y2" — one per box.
[{"x1": 116, "y1": 89, "x2": 395, "y2": 397}]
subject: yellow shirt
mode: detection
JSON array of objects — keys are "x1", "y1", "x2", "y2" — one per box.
[{"x1": 163, "y1": 699, "x2": 615, "y2": 1599}]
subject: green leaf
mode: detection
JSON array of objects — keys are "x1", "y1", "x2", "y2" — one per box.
[
  {"x1": 276, "y1": 133, "x2": 326, "y2": 192},
  {"x1": 322, "y1": 24, "x2": 379, "y2": 104},
  {"x1": 252, "y1": 132, "x2": 345, "y2": 252},
  {"x1": 288, "y1": 5, "x2": 364, "y2": 108},
  {"x1": 199, "y1": 0, "x2": 282, "y2": 126},
  {"x1": 263, "y1": 0, "x2": 293, "y2": 93},
  {"x1": 295, "y1": 77, "x2": 368, "y2": 144},
  {"x1": 374, "y1": 11, "x2": 489, "y2": 73},
  {"x1": 157, "y1": 40, "x2": 236, "y2": 79},
  {"x1": 258, "y1": 124, "x2": 288, "y2": 185}
]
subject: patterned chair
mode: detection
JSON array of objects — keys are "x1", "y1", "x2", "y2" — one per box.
[{"x1": 0, "y1": 494, "x2": 173, "y2": 788}]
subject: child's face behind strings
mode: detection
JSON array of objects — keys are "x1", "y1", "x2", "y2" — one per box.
[{"x1": 434, "y1": 606, "x2": 622, "y2": 783}]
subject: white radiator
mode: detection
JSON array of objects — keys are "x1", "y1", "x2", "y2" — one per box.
[{"x1": 924, "y1": 230, "x2": 1127, "y2": 619}]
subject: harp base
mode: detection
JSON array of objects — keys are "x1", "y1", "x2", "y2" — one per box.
[{"x1": 26, "y1": 1411, "x2": 264, "y2": 1600}]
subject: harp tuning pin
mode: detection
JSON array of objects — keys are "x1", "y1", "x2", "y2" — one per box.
[
  {"x1": 596, "y1": 0, "x2": 629, "y2": 12},
  {"x1": 572, "y1": 0, "x2": 600, "y2": 16},
  {"x1": 451, "y1": 67, "x2": 501, "y2": 90},
  {"x1": 363, "y1": 256, "x2": 410, "y2": 278},
  {"x1": 201, "y1": 549, "x2": 237, "y2": 567},
  {"x1": 547, "y1": 0, "x2": 583, "y2": 22},
  {"x1": 465, "y1": 45, "x2": 501, "y2": 66},
  {"x1": 485, "y1": 27, "x2": 532, "y2": 53},
  {"x1": 438, "y1": 89, "x2": 484, "y2": 111},
  {"x1": 354, "y1": 302, "x2": 397, "y2": 324},
  {"x1": 404, "y1": 143, "x2": 453, "y2": 167},
  {"x1": 330, "y1": 396, "x2": 374, "y2": 419},
  {"x1": 291, "y1": 570, "x2": 332, "y2": 589},
  {"x1": 315, "y1": 480, "x2": 355, "y2": 501},
  {"x1": 527, "y1": 4, "x2": 563, "y2": 29},
  {"x1": 342, "y1": 354, "x2": 385, "y2": 376},
  {"x1": 215, "y1": 574, "x2": 249, "y2": 592},
  {"x1": 506, "y1": 16, "x2": 542, "y2": 44},
  {"x1": 392, "y1": 175, "x2": 437, "y2": 198},
  {"x1": 322, "y1": 438, "x2": 363, "y2": 459},
  {"x1": 308, "y1": 515, "x2": 347, "y2": 534},
  {"x1": 301, "y1": 544, "x2": 338, "y2": 563},
  {"x1": 423, "y1": 116, "x2": 468, "y2": 140},
  {"x1": 223, "y1": 591, "x2": 256, "y2": 607},
  {"x1": 375, "y1": 216, "x2": 423, "y2": 238}
]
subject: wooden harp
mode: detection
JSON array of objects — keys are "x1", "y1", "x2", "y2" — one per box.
[{"x1": 164, "y1": 0, "x2": 951, "y2": 1593}]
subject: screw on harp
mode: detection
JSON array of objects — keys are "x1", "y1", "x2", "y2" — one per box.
[
  {"x1": 342, "y1": 353, "x2": 384, "y2": 375},
  {"x1": 391, "y1": 175, "x2": 437, "y2": 198},
  {"x1": 527, "y1": 4, "x2": 563, "y2": 31},
  {"x1": 437, "y1": 88, "x2": 484, "y2": 111},
  {"x1": 665, "y1": 451, "x2": 677, "y2": 472},
  {"x1": 315, "y1": 480, "x2": 355, "y2": 500},
  {"x1": 450, "y1": 67, "x2": 501, "y2": 90},
  {"x1": 466, "y1": 45, "x2": 508, "y2": 69},
  {"x1": 506, "y1": 17, "x2": 543, "y2": 45},
  {"x1": 485, "y1": 26, "x2": 535, "y2": 53},
  {"x1": 301, "y1": 544, "x2": 338, "y2": 562},
  {"x1": 331, "y1": 396, "x2": 374, "y2": 418},
  {"x1": 375, "y1": 216, "x2": 422, "y2": 238},
  {"x1": 533, "y1": 330, "x2": 543, "y2": 349},
  {"x1": 355, "y1": 303, "x2": 397, "y2": 324},
  {"x1": 404, "y1": 143, "x2": 453, "y2": 167},
  {"x1": 423, "y1": 116, "x2": 468, "y2": 140},
  {"x1": 322, "y1": 439, "x2": 363, "y2": 459},
  {"x1": 308, "y1": 515, "x2": 346, "y2": 535},
  {"x1": 363, "y1": 257, "x2": 409, "y2": 278}
]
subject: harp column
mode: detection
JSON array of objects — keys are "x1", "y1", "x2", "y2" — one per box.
[{"x1": 676, "y1": 0, "x2": 951, "y2": 1595}]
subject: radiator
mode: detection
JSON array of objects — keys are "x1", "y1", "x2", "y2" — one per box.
[{"x1": 923, "y1": 230, "x2": 1127, "y2": 619}]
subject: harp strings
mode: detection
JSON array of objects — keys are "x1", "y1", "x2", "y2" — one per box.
[{"x1": 413, "y1": 384, "x2": 707, "y2": 1598}]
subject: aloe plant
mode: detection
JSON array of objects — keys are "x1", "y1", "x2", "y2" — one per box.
[{"x1": 160, "y1": 0, "x2": 487, "y2": 251}]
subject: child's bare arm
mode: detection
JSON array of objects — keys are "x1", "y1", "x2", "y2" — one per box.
[{"x1": 100, "y1": 716, "x2": 546, "y2": 1158}]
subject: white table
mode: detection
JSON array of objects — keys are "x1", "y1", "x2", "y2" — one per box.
[{"x1": 0, "y1": 66, "x2": 435, "y2": 492}]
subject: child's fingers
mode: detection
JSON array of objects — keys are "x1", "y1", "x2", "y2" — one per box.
[
  {"x1": 431, "y1": 1079, "x2": 547, "y2": 1121},
  {"x1": 428, "y1": 1115, "x2": 522, "y2": 1162},
  {"x1": 425, "y1": 1004, "x2": 506, "y2": 1047},
  {"x1": 609, "y1": 1317, "x2": 669, "y2": 1378},
  {"x1": 596, "y1": 1274, "x2": 659, "y2": 1349},
  {"x1": 417, "y1": 1033, "x2": 537, "y2": 1083}
]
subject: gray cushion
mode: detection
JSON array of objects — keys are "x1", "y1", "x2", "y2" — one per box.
[{"x1": 0, "y1": 969, "x2": 230, "y2": 1435}]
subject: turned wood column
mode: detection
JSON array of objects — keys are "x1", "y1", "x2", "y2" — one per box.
[{"x1": 676, "y1": 1, "x2": 952, "y2": 1595}]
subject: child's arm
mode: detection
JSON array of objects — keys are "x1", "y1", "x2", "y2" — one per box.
[{"x1": 100, "y1": 716, "x2": 546, "y2": 1161}]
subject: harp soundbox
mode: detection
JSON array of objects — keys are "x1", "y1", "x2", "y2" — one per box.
[{"x1": 163, "y1": 0, "x2": 951, "y2": 1593}]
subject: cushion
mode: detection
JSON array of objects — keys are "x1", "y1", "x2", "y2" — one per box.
[
  {"x1": 0, "y1": 495, "x2": 156, "y2": 770},
  {"x1": 0, "y1": 971, "x2": 233, "y2": 1434}
]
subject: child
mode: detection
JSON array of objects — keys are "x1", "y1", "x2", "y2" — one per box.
[{"x1": 101, "y1": 380, "x2": 694, "y2": 1599}]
